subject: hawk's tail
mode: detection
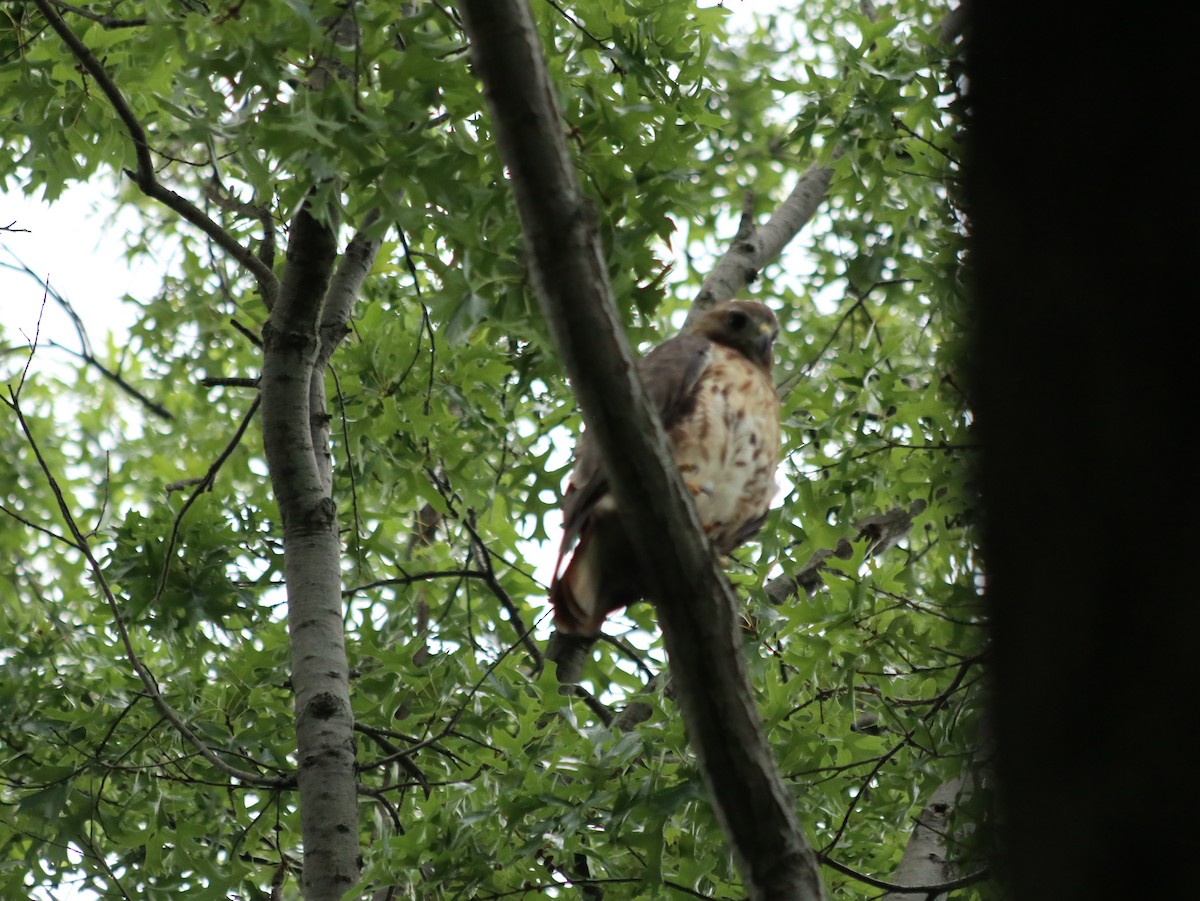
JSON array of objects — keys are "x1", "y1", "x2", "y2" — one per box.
[{"x1": 548, "y1": 530, "x2": 607, "y2": 636}]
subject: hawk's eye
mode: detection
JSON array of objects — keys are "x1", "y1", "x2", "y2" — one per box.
[{"x1": 726, "y1": 309, "x2": 749, "y2": 331}]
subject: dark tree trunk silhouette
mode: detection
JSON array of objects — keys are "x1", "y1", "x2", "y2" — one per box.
[{"x1": 968, "y1": 4, "x2": 1192, "y2": 898}]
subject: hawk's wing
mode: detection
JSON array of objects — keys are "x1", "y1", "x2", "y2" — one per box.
[{"x1": 556, "y1": 333, "x2": 714, "y2": 558}]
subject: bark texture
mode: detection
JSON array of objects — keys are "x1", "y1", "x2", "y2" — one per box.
[
  {"x1": 880, "y1": 778, "x2": 964, "y2": 900},
  {"x1": 458, "y1": 3, "x2": 827, "y2": 899},
  {"x1": 261, "y1": 204, "x2": 360, "y2": 901}
]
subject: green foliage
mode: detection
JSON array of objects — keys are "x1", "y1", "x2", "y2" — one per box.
[{"x1": 1, "y1": 1, "x2": 981, "y2": 899}]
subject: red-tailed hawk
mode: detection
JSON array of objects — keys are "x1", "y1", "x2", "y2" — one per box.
[{"x1": 549, "y1": 300, "x2": 782, "y2": 636}]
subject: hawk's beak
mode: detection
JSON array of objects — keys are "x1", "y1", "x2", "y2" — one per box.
[{"x1": 754, "y1": 323, "x2": 776, "y2": 360}]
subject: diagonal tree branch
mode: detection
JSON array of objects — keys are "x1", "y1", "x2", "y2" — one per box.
[
  {"x1": 684, "y1": 2, "x2": 965, "y2": 327},
  {"x1": 0, "y1": 255, "x2": 174, "y2": 419},
  {"x1": 766, "y1": 501, "x2": 926, "y2": 604},
  {"x1": 687, "y1": 161, "x2": 837, "y2": 326},
  {"x1": 32, "y1": 0, "x2": 280, "y2": 306},
  {"x1": 458, "y1": 2, "x2": 827, "y2": 899},
  {"x1": 316, "y1": 208, "x2": 383, "y2": 372},
  {"x1": 48, "y1": 0, "x2": 146, "y2": 29},
  {"x1": 309, "y1": 208, "x2": 385, "y2": 496}
]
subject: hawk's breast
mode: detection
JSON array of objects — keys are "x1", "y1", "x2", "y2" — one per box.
[{"x1": 668, "y1": 344, "x2": 780, "y2": 553}]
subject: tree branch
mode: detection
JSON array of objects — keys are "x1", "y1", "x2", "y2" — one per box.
[
  {"x1": 458, "y1": 3, "x2": 827, "y2": 898},
  {"x1": 0, "y1": 255, "x2": 174, "y2": 418},
  {"x1": 880, "y1": 777, "x2": 975, "y2": 900},
  {"x1": 684, "y1": 0, "x2": 967, "y2": 326},
  {"x1": 50, "y1": 340, "x2": 174, "y2": 419},
  {"x1": 687, "y1": 159, "x2": 836, "y2": 326},
  {"x1": 308, "y1": 207, "x2": 382, "y2": 494},
  {"x1": 765, "y1": 501, "x2": 926, "y2": 604},
  {"x1": 151, "y1": 395, "x2": 261, "y2": 608},
  {"x1": 315, "y1": 208, "x2": 383, "y2": 372},
  {"x1": 32, "y1": 0, "x2": 280, "y2": 305},
  {"x1": 48, "y1": 0, "x2": 146, "y2": 29}
]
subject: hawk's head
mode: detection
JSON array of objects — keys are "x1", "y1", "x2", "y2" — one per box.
[{"x1": 687, "y1": 301, "x2": 779, "y2": 372}]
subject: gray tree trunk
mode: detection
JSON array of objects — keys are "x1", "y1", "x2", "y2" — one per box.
[{"x1": 261, "y1": 204, "x2": 380, "y2": 901}]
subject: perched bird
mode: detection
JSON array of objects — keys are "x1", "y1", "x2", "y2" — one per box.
[{"x1": 548, "y1": 300, "x2": 782, "y2": 636}]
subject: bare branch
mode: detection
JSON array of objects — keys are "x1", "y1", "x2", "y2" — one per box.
[
  {"x1": 765, "y1": 501, "x2": 926, "y2": 604},
  {"x1": 200, "y1": 376, "x2": 260, "y2": 389},
  {"x1": 688, "y1": 159, "x2": 836, "y2": 326},
  {"x1": 315, "y1": 208, "x2": 384, "y2": 372},
  {"x1": 164, "y1": 476, "x2": 207, "y2": 494},
  {"x1": 685, "y1": 0, "x2": 968, "y2": 326},
  {"x1": 152, "y1": 395, "x2": 261, "y2": 606},
  {"x1": 824, "y1": 851, "x2": 988, "y2": 897},
  {"x1": 464, "y1": 512, "x2": 544, "y2": 668},
  {"x1": 49, "y1": 341, "x2": 174, "y2": 419},
  {"x1": 48, "y1": 0, "x2": 146, "y2": 28},
  {"x1": 343, "y1": 569, "x2": 491, "y2": 596},
  {"x1": 0, "y1": 501, "x2": 73, "y2": 547},
  {"x1": 203, "y1": 179, "x2": 277, "y2": 269},
  {"x1": 230, "y1": 318, "x2": 264, "y2": 348},
  {"x1": 1, "y1": 252, "x2": 173, "y2": 418},
  {"x1": 11, "y1": 289, "x2": 46, "y2": 398}
]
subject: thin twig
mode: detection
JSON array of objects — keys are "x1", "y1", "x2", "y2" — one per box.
[
  {"x1": 13, "y1": 291, "x2": 47, "y2": 398},
  {"x1": 230, "y1": 318, "x2": 264, "y2": 348},
  {"x1": 49, "y1": 0, "x2": 146, "y2": 28},
  {"x1": 48, "y1": 340, "x2": 173, "y2": 419},
  {"x1": 361, "y1": 617, "x2": 547, "y2": 771},
  {"x1": 0, "y1": 502, "x2": 74, "y2": 547},
  {"x1": 464, "y1": 511, "x2": 544, "y2": 667},
  {"x1": 151, "y1": 395, "x2": 261, "y2": 607},
  {"x1": 200, "y1": 376, "x2": 260, "y2": 389},
  {"x1": 4, "y1": 388, "x2": 283, "y2": 788}
]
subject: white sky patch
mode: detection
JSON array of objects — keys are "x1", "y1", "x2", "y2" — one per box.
[{"x1": 2, "y1": 182, "x2": 164, "y2": 362}]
